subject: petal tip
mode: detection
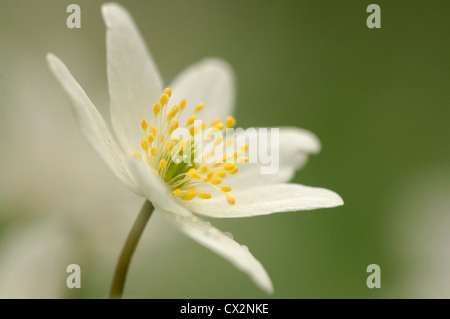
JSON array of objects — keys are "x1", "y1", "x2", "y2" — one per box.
[{"x1": 101, "y1": 2, "x2": 128, "y2": 28}]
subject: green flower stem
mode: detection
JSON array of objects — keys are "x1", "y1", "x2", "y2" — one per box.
[{"x1": 110, "y1": 200, "x2": 154, "y2": 299}]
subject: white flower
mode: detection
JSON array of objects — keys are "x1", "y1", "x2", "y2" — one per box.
[{"x1": 47, "y1": 2, "x2": 343, "y2": 294}]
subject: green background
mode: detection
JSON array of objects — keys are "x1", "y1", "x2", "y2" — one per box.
[{"x1": 0, "y1": 0, "x2": 449, "y2": 298}]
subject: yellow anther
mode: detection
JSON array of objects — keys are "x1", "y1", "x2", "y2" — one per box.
[
  {"x1": 226, "y1": 116, "x2": 235, "y2": 128},
  {"x1": 185, "y1": 190, "x2": 198, "y2": 197},
  {"x1": 242, "y1": 144, "x2": 249, "y2": 151},
  {"x1": 188, "y1": 169, "x2": 202, "y2": 179},
  {"x1": 214, "y1": 122, "x2": 224, "y2": 130},
  {"x1": 177, "y1": 139, "x2": 186, "y2": 150},
  {"x1": 167, "y1": 105, "x2": 179, "y2": 120},
  {"x1": 213, "y1": 162, "x2": 222, "y2": 168},
  {"x1": 237, "y1": 157, "x2": 249, "y2": 163},
  {"x1": 168, "y1": 120, "x2": 179, "y2": 134},
  {"x1": 132, "y1": 152, "x2": 143, "y2": 159},
  {"x1": 195, "y1": 103, "x2": 205, "y2": 113},
  {"x1": 164, "y1": 141, "x2": 175, "y2": 152},
  {"x1": 226, "y1": 193, "x2": 235, "y2": 205},
  {"x1": 207, "y1": 127, "x2": 220, "y2": 139},
  {"x1": 189, "y1": 126, "x2": 195, "y2": 136},
  {"x1": 226, "y1": 136, "x2": 235, "y2": 147},
  {"x1": 180, "y1": 195, "x2": 195, "y2": 200},
  {"x1": 164, "y1": 87, "x2": 172, "y2": 97},
  {"x1": 151, "y1": 147, "x2": 157, "y2": 156},
  {"x1": 229, "y1": 167, "x2": 239, "y2": 175},
  {"x1": 216, "y1": 170, "x2": 227, "y2": 178},
  {"x1": 200, "y1": 164, "x2": 208, "y2": 173},
  {"x1": 198, "y1": 193, "x2": 212, "y2": 199},
  {"x1": 233, "y1": 150, "x2": 243, "y2": 158},
  {"x1": 141, "y1": 119, "x2": 148, "y2": 132},
  {"x1": 173, "y1": 189, "x2": 182, "y2": 196},
  {"x1": 222, "y1": 154, "x2": 230, "y2": 162},
  {"x1": 141, "y1": 138, "x2": 149, "y2": 151},
  {"x1": 209, "y1": 118, "x2": 221, "y2": 126},
  {"x1": 210, "y1": 178, "x2": 222, "y2": 185},
  {"x1": 223, "y1": 162, "x2": 235, "y2": 170},
  {"x1": 149, "y1": 125, "x2": 156, "y2": 135},
  {"x1": 220, "y1": 186, "x2": 232, "y2": 192},
  {"x1": 214, "y1": 136, "x2": 224, "y2": 146},
  {"x1": 186, "y1": 115, "x2": 196, "y2": 126},
  {"x1": 204, "y1": 151, "x2": 212, "y2": 159},
  {"x1": 153, "y1": 103, "x2": 161, "y2": 116},
  {"x1": 147, "y1": 134, "x2": 154, "y2": 144},
  {"x1": 206, "y1": 169, "x2": 215, "y2": 179},
  {"x1": 159, "y1": 159, "x2": 167, "y2": 169},
  {"x1": 180, "y1": 98, "x2": 186, "y2": 111},
  {"x1": 160, "y1": 93, "x2": 169, "y2": 106}
]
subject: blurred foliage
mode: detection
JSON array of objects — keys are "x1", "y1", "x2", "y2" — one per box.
[{"x1": 0, "y1": 0, "x2": 448, "y2": 298}]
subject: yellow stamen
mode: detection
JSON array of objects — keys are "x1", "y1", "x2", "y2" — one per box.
[
  {"x1": 164, "y1": 87, "x2": 172, "y2": 97},
  {"x1": 220, "y1": 186, "x2": 232, "y2": 192},
  {"x1": 188, "y1": 169, "x2": 202, "y2": 179},
  {"x1": 167, "y1": 105, "x2": 179, "y2": 120},
  {"x1": 180, "y1": 98, "x2": 186, "y2": 111},
  {"x1": 159, "y1": 159, "x2": 167, "y2": 168},
  {"x1": 186, "y1": 115, "x2": 196, "y2": 126},
  {"x1": 168, "y1": 120, "x2": 179, "y2": 134},
  {"x1": 185, "y1": 190, "x2": 198, "y2": 197},
  {"x1": 237, "y1": 157, "x2": 249, "y2": 163},
  {"x1": 189, "y1": 126, "x2": 195, "y2": 136},
  {"x1": 198, "y1": 193, "x2": 212, "y2": 199},
  {"x1": 173, "y1": 189, "x2": 182, "y2": 196},
  {"x1": 226, "y1": 193, "x2": 235, "y2": 205},
  {"x1": 160, "y1": 93, "x2": 169, "y2": 106},
  {"x1": 132, "y1": 152, "x2": 143, "y2": 159},
  {"x1": 204, "y1": 151, "x2": 212, "y2": 159},
  {"x1": 180, "y1": 194, "x2": 195, "y2": 200},
  {"x1": 226, "y1": 116, "x2": 235, "y2": 128},
  {"x1": 165, "y1": 141, "x2": 175, "y2": 152},
  {"x1": 141, "y1": 138, "x2": 149, "y2": 151},
  {"x1": 229, "y1": 167, "x2": 238, "y2": 175},
  {"x1": 151, "y1": 147, "x2": 157, "y2": 156},
  {"x1": 153, "y1": 103, "x2": 161, "y2": 116},
  {"x1": 177, "y1": 139, "x2": 186, "y2": 150},
  {"x1": 223, "y1": 162, "x2": 235, "y2": 170},
  {"x1": 147, "y1": 134, "x2": 154, "y2": 144},
  {"x1": 200, "y1": 164, "x2": 208, "y2": 173},
  {"x1": 210, "y1": 178, "x2": 222, "y2": 185},
  {"x1": 195, "y1": 103, "x2": 204, "y2": 113},
  {"x1": 226, "y1": 136, "x2": 235, "y2": 147},
  {"x1": 216, "y1": 170, "x2": 227, "y2": 178},
  {"x1": 206, "y1": 169, "x2": 215, "y2": 179},
  {"x1": 141, "y1": 119, "x2": 148, "y2": 132},
  {"x1": 149, "y1": 125, "x2": 156, "y2": 135},
  {"x1": 214, "y1": 136, "x2": 224, "y2": 146},
  {"x1": 214, "y1": 122, "x2": 224, "y2": 130}
]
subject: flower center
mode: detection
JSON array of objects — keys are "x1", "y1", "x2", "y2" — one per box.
[{"x1": 132, "y1": 88, "x2": 249, "y2": 205}]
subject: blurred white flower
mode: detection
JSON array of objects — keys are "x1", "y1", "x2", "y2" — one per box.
[{"x1": 47, "y1": 2, "x2": 343, "y2": 293}]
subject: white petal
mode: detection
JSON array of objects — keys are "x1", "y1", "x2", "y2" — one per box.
[
  {"x1": 157, "y1": 207, "x2": 274, "y2": 294},
  {"x1": 169, "y1": 58, "x2": 235, "y2": 124},
  {"x1": 184, "y1": 183, "x2": 343, "y2": 218},
  {"x1": 126, "y1": 158, "x2": 273, "y2": 293},
  {"x1": 102, "y1": 3, "x2": 163, "y2": 155},
  {"x1": 227, "y1": 127, "x2": 321, "y2": 189},
  {"x1": 46, "y1": 53, "x2": 141, "y2": 195},
  {"x1": 126, "y1": 157, "x2": 191, "y2": 216}
]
